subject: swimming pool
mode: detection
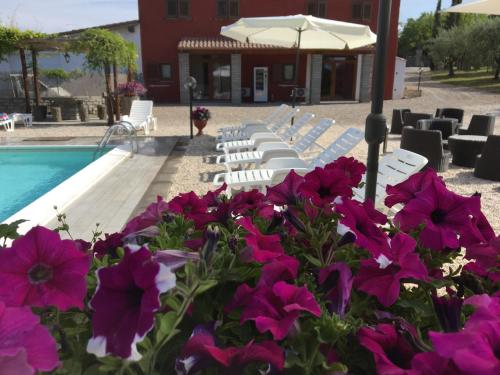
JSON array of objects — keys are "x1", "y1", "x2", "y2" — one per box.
[{"x1": 0, "y1": 146, "x2": 112, "y2": 222}]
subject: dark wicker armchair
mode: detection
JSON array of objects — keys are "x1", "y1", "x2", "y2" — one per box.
[
  {"x1": 458, "y1": 115, "x2": 495, "y2": 136},
  {"x1": 401, "y1": 127, "x2": 451, "y2": 172},
  {"x1": 403, "y1": 112, "x2": 433, "y2": 128},
  {"x1": 390, "y1": 109, "x2": 411, "y2": 134},
  {"x1": 436, "y1": 108, "x2": 465, "y2": 124},
  {"x1": 474, "y1": 135, "x2": 500, "y2": 181}
]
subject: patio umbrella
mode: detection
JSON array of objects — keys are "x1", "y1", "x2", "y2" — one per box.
[
  {"x1": 221, "y1": 15, "x2": 376, "y2": 108},
  {"x1": 443, "y1": 0, "x2": 500, "y2": 15}
]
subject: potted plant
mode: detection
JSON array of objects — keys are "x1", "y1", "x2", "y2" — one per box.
[
  {"x1": 192, "y1": 106, "x2": 211, "y2": 136},
  {"x1": 117, "y1": 81, "x2": 147, "y2": 115}
]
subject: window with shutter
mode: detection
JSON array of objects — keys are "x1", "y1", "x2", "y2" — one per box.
[
  {"x1": 166, "y1": 0, "x2": 189, "y2": 18},
  {"x1": 352, "y1": 1, "x2": 372, "y2": 21}
]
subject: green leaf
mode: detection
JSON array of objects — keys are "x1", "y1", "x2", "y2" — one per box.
[
  {"x1": 155, "y1": 311, "x2": 177, "y2": 344},
  {"x1": 0, "y1": 219, "x2": 26, "y2": 241},
  {"x1": 303, "y1": 253, "x2": 323, "y2": 268}
]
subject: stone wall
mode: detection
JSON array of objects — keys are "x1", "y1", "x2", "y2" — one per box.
[
  {"x1": 359, "y1": 54, "x2": 374, "y2": 103},
  {"x1": 0, "y1": 96, "x2": 103, "y2": 118},
  {"x1": 178, "y1": 53, "x2": 190, "y2": 104},
  {"x1": 230, "y1": 54, "x2": 242, "y2": 105},
  {"x1": 309, "y1": 54, "x2": 323, "y2": 105}
]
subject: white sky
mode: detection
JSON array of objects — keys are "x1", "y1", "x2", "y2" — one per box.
[{"x1": 0, "y1": 0, "x2": 475, "y2": 33}]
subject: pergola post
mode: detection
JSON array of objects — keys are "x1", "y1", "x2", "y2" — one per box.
[
  {"x1": 31, "y1": 49, "x2": 41, "y2": 106},
  {"x1": 364, "y1": 0, "x2": 392, "y2": 202},
  {"x1": 104, "y1": 63, "x2": 114, "y2": 125},
  {"x1": 113, "y1": 62, "x2": 120, "y2": 121},
  {"x1": 19, "y1": 48, "x2": 32, "y2": 114}
]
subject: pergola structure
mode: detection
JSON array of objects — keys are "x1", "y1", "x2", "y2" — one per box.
[{"x1": 14, "y1": 36, "x2": 76, "y2": 113}]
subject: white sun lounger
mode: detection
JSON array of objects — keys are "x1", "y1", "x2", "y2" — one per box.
[
  {"x1": 213, "y1": 128, "x2": 364, "y2": 192},
  {"x1": 352, "y1": 149, "x2": 429, "y2": 204},
  {"x1": 216, "y1": 107, "x2": 298, "y2": 143},
  {"x1": 217, "y1": 104, "x2": 289, "y2": 134},
  {"x1": 216, "y1": 118, "x2": 335, "y2": 172},
  {"x1": 120, "y1": 100, "x2": 157, "y2": 135}
]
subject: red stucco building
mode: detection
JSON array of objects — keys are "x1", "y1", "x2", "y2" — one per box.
[{"x1": 138, "y1": 0, "x2": 400, "y2": 104}]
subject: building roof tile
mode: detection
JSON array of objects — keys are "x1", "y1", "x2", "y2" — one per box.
[{"x1": 178, "y1": 37, "x2": 285, "y2": 51}]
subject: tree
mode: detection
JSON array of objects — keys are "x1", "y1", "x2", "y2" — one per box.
[
  {"x1": 398, "y1": 13, "x2": 434, "y2": 59},
  {"x1": 445, "y1": 0, "x2": 463, "y2": 29},
  {"x1": 428, "y1": 26, "x2": 470, "y2": 76},
  {"x1": 432, "y1": 0, "x2": 442, "y2": 38},
  {"x1": 469, "y1": 18, "x2": 500, "y2": 79},
  {"x1": 75, "y1": 29, "x2": 130, "y2": 125}
]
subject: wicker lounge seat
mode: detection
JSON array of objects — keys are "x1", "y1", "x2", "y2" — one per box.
[
  {"x1": 403, "y1": 112, "x2": 433, "y2": 128},
  {"x1": 447, "y1": 135, "x2": 488, "y2": 167},
  {"x1": 474, "y1": 135, "x2": 500, "y2": 181},
  {"x1": 401, "y1": 127, "x2": 451, "y2": 172},
  {"x1": 436, "y1": 108, "x2": 464, "y2": 124},
  {"x1": 458, "y1": 115, "x2": 495, "y2": 136},
  {"x1": 390, "y1": 109, "x2": 411, "y2": 134}
]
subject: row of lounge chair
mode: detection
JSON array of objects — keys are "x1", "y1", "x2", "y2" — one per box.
[{"x1": 211, "y1": 105, "x2": 429, "y2": 205}]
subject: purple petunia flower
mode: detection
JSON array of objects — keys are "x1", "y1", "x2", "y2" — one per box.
[
  {"x1": 299, "y1": 167, "x2": 353, "y2": 207},
  {"x1": 0, "y1": 226, "x2": 89, "y2": 311},
  {"x1": 394, "y1": 178, "x2": 481, "y2": 251},
  {"x1": 237, "y1": 217, "x2": 285, "y2": 263},
  {"x1": 258, "y1": 255, "x2": 300, "y2": 286},
  {"x1": 201, "y1": 183, "x2": 227, "y2": 208},
  {"x1": 335, "y1": 198, "x2": 389, "y2": 256},
  {"x1": 167, "y1": 192, "x2": 215, "y2": 229},
  {"x1": 227, "y1": 281, "x2": 321, "y2": 340},
  {"x1": 385, "y1": 169, "x2": 445, "y2": 208},
  {"x1": 266, "y1": 170, "x2": 305, "y2": 206},
  {"x1": 87, "y1": 247, "x2": 176, "y2": 360},
  {"x1": 459, "y1": 196, "x2": 495, "y2": 247},
  {"x1": 324, "y1": 156, "x2": 366, "y2": 187},
  {"x1": 464, "y1": 235, "x2": 499, "y2": 282},
  {"x1": 123, "y1": 196, "x2": 169, "y2": 234},
  {"x1": 354, "y1": 233, "x2": 428, "y2": 307},
  {"x1": 431, "y1": 289, "x2": 463, "y2": 332},
  {"x1": 319, "y1": 262, "x2": 353, "y2": 317},
  {"x1": 93, "y1": 232, "x2": 124, "y2": 258},
  {"x1": 175, "y1": 325, "x2": 284, "y2": 374},
  {"x1": 0, "y1": 301, "x2": 59, "y2": 374},
  {"x1": 463, "y1": 294, "x2": 500, "y2": 328}
]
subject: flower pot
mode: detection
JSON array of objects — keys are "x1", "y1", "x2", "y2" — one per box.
[
  {"x1": 193, "y1": 119, "x2": 207, "y2": 136},
  {"x1": 120, "y1": 95, "x2": 138, "y2": 115}
]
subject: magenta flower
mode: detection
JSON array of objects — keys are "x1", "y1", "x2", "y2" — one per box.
[
  {"x1": 463, "y1": 294, "x2": 500, "y2": 328},
  {"x1": 410, "y1": 352, "x2": 462, "y2": 375},
  {"x1": 93, "y1": 232, "x2": 124, "y2": 258},
  {"x1": 175, "y1": 325, "x2": 284, "y2": 374},
  {"x1": 201, "y1": 183, "x2": 227, "y2": 207},
  {"x1": 319, "y1": 262, "x2": 353, "y2": 317},
  {"x1": 358, "y1": 323, "x2": 418, "y2": 374},
  {"x1": 237, "y1": 217, "x2": 285, "y2": 263},
  {"x1": 167, "y1": 192, "x2": 214, "y2": 229},
  {"x1": 335, "y1": 198, "x2": 389, "y2": 256},
  {"x1": 258, "y1": 255, "x2": 300, "y2": 286},
  {"x1": 0, "y1": 226, "x2": 89, "y2": 311},
  {"x1": 354, "y1": 233, "x2": 428, "y2": 307},
  {"x1": 229, "y1": 189, "x2": 267, "y2": 215},
  {"x1": 299, "y1": 167, "x2": 352, "y2": 207},
  {"x1": 459, "y1": 197, "x2": 495, "y2": 247},
  {"x1": 431, "y1": 290, "x2": 463, "y2": 332},
  {"x1": 87, "y1": 247, "x2": 176, "y2": 360},
  {"x1": 324, "y1": 156, "x2": 366, "y2": 187},
  {"x1": 394, "y1": 178, "x2": 481, "y2": 250},
  {"x1": 0, "y1": 301, "x2": 59, "y2": 374},
  {"x1": 123, "y1": 196, "x2": 169, "y2": 234},
  {"x1": 385, "y1": 169, "x2": 444, "y2": 208},
  {"x1": 227, "y1": 281, "x2": 321, "y2": 340},
  {"x1": 266, "y1": 170, "x2": 305, "y2": 206},
  {"x1": 464, "y1": 235, "x2": 499, "y2": 280}
]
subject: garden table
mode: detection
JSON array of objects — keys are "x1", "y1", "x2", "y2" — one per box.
[{"x1": 447, "y1": 135, "x2": 488, "y2": 167}]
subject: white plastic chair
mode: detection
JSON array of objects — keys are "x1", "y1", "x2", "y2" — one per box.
[
  {"x1": 216, "y1": 118, "x2": 334, "y2": 172},
  {"x1": 352, "y1": 149, "x2": 429, "y2": 204},
  {"x1": 0, "y1": 118, "x2": 14, "y2": 132},
  {"x1": 213, "y1": 128, "x2": 364, "y2": 192},
  {"x1": 10, "y1": 113, "x2": 32, "y2": 128},
  {"x1": 216, "y1": 107, "x2": 298, "y2": 144},
  {"x1": 217, "y1": 104, "x2": 289, "y2": 134},
  {"x1": 216, "y1": 111, "x2": 312, "y2": 154},
  {"x1": 120, "y1": 100, "x2": 156, "y2": 135}
]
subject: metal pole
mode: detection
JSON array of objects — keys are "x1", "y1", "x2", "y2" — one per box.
[
  {"x1": 189, "y1": 86, "x2": 194, "y2": 139},
  {"x1": 291, "y1": 28, "x2": 303, "y2": 111},
  {"x1": 364, "y1": 0, "x2": 392, "y2": 202}
]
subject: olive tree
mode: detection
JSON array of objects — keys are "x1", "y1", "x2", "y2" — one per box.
[{"x1": 469, "y1": 18, "x2": 500, "y2": 80}]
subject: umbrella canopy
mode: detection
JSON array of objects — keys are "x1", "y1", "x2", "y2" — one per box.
[
  {"x1": 221, "y1": 14, "x2": 376, "y2": 50},
  {"x1": 443, "y1": 0, "x2": 500, "y2": 15}
]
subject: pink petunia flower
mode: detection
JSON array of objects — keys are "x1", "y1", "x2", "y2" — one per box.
[
  {"x1": 354, "y1": 233, "x2": 428, "y2": 307},
  {"x1": 459, "y1": 195, "x2": 495, "y2": 247},
  {"x1": 324, "y1": 156, "x2": 366, "y2": 187},
  {"x1": 201, "y1": 183, "x2": 227, "y2": 207},
  {"x1": 227, "y1": 281, "x2": 321, "y2": 340},
  {"x1": 167, "y1": 192, "x2": 214, "y2": 229},
  {"x1": 335, "y1": 198, "x2": 389, "y2": 256},
  {"x1": 299, "y1": 167, "x2": 353, "y2": 207},
  {"x1": 87, "y1": 247, "x2": 176, "y2": 360},
  {"x1": 175, "y1": 325, "x2": 284, "y2": 374},
  {"x1": 228, "y1": 189, "x2": 268, "y2": 216},
  {"x1": 319, "y1": 262, "x2": 353, "y2": 317},
  {"x1": 385, "y1": 169, "x2": 445, "y2": 208},
  {"x1": 0, "y1": 301, "x2": 59, "y2": 374},
  {"x1": 0, "y1": 226, "x2": 89, "y2": 311},
  {"x1": 266, "y1": 170, "x2": 305, "y2": 206},
  {"x1": 464, "y1": 235, "x2": 499, "y2": 282},
  {"x1": 394, "y1": 178, "x2": 481, "y2": 250},
  {"x1": 258, "y1": 255, "x2": 300, "y2": 286},
  {"x1": 237, "y1": 217, "x2": 285, "y2": 263},
  {"x1": 123, "y1": 196, "x2": 169, "y2": 234},
  {"x1": 93, "y1": 232, "x2": 124, "y2": 258}
]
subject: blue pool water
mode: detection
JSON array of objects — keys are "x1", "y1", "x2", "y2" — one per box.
[{"x1": 0, "y1": 146, "x2": 110, "y2": 222}]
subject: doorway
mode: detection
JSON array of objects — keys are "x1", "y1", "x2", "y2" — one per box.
[
  {"x1": 253, "y1": 67, "x2": 269, "y2": 102},
  {"x1": 321, "y1": 56, "x2": 357, "y2": 101},
  {"x1": 190, "y1": 55, "x2": 231, "y2": 100}
]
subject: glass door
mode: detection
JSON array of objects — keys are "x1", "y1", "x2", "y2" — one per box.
[
  {"x1": 321, "y1": 56, "x2": 357, "y2": 101},
  {"x1": 190, "y1": 54, "x2": 231, "y2": 101}
]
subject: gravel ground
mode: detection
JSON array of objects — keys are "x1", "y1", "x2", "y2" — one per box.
[{"x1": 2, "y1": 69, "x2": 499, "y2": 232}]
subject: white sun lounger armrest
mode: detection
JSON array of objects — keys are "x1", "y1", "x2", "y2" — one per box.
[
  {"x1": 260, "y1": 148, "x2": 301, "y2": 164},
  {"x1": 213, "y1": 172, "x2": 227, "y2": 186},
  {"x1": 264, "y1": 157, "x2": 309, "y2": 171}
]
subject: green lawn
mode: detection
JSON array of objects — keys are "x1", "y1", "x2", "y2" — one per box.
[{"x1": 432, "y1": 68, "x2": 500, "y2": 93}]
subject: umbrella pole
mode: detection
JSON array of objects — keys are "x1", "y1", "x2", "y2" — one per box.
[
  {"x1": 364, "y1": 0, "x2": 392, "y2": 202},
  {"x1": 292, "y1": 28, "x2": 303, "y2": 112}
]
